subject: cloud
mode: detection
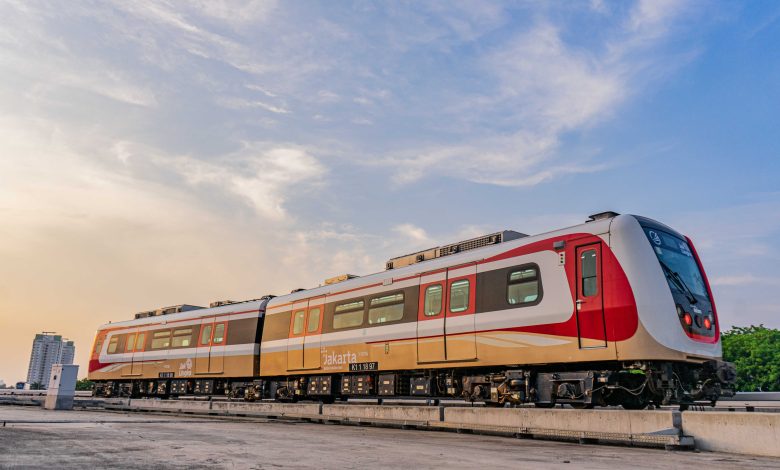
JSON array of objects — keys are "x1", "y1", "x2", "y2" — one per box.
[
  {"x1": 216, "y1": 97, "x2": 290, "y2": 114},
  {"x1": 711, "y1": 275, "x2": 780, "y2": 287},
  {"x1": 378, "y1": 1, "x2": 693, "y2": 187},
  {"x1": 393, "y1": 224, "x2": 431, "y2": 245}
]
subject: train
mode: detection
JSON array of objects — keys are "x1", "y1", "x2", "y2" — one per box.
[{"x1": 88, "y1": 212, "x2": 736, "y2": 409}]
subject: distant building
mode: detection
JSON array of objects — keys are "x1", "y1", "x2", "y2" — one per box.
[{"x1": 26, "y1": 333, "x2": 75, "y2": 389}]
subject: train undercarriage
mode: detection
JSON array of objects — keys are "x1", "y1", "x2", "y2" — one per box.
[{"x1": 93, "y1": 360, "x2": 735, "y2": 410}]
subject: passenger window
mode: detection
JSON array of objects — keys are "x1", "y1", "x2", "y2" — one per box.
[
  {"x1": 424, "y1": 285, "x2": 442, "y2": 316},
  {"x1": 333, "y1": 300, "x2": 365, "y2": 329},
  {"x1": 449, "y1": 280, "x2": 470, "y2": 313},
  {"x1": 107, "y1": 336, "x2": 119, "y2": 354},
  {"x1": 213, "y1": 323, "x2": 225, "y2": 344},
  {"x1": 135, "y1": 332, "x2": 146, "y2": 351},
  {"x1": 581, "y1": 250, "x2": 598, "y2": 297},
  {"x1": 368, "y1": 293, "x2": 404, "y2": 324},
  {"x1": 307, "y1": 308, "x2": 321, "y2": 333},
  {"x1": 200, "y1": 325, "x2": 212, "y2": 345},
  {"x1": 335, "y1": 300, "x2": 364, "y2": 313},
  {"x1": 171, "y1": 328, "x2": 193, "y2": 348},
  {"x1": 125, "y1": 334, "x2": 136, "y2": 352},
  {"x1": 292, "y1": 310, "x2": 305, "y2": 335},
  {"x1": 508, "y1": 267, "x2": 539, "y2": 305},
  {"x1": 151, "y1": 330, "x2": 171, "y2": 349}
]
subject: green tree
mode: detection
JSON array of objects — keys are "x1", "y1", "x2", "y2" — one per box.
[
  {"x1": 721, "y1": 325, "x2": 780, "y2": 392},
  {"x1": 75, "y1": 378, "x2": 94, "y2": 391}
]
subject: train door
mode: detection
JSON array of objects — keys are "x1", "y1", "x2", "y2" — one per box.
[
  {"x1": 130, "y1": 329, "x2": 145, "y2": 375},
  {"x1": 287, "y1": 300, "x2": 309, "y2": 371},
  {"x1": 576, "y1": 243, "x2": 608, "y2": 348},
  {"x1": 302, "y1": 297, "x2": 324, "y2": 369},
  {"x1": 195, "y1": 319, "x2": 213, "y2": 374},
  {"x1": 195, "y1": 318, "x2": 228, "y2": 374},
  {"x1": 209, "y1": 318, "x2": 227, "y2": 373},
  {"x1": 417, "y1": 270, "x2": 446, "y2": 363},
  {"x1": 444, "y1": 263, "x2": 478, "y2": 361},
  {"x1": 122, "y1": 328, "x2": 143, "y2": 377}
]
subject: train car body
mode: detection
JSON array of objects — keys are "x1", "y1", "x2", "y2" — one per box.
[
  {"x1": 89, "y1": 213, "x2": 735, "y2": 407},
  {"x1": 88, "y1": 299, "x2": 270, "y2": 397}
]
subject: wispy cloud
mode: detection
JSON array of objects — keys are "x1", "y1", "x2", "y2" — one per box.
[{"x1": 712, "y1": 275, "x2": 780, "y2": 287}]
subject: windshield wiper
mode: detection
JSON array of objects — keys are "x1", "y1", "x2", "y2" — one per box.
[{"x1": 659, "y1": 260, "x2": 698, "y2": 305}]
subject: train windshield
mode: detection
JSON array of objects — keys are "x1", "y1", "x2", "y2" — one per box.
[{"x1": 643, "y1": 228, "x2": 710, "y2": 301}]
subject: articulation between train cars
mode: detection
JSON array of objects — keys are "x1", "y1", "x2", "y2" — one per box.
[{"x1": 89, "y1": 212, "x2": 736, "y2": 409}]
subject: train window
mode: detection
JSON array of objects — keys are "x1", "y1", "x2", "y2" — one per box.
[
  {"x1": 449, "y1": 280, "x2": 470, "y2": 313},
  {"x1": 292, "y1": 310, "x2": 305, "y2": 335},
  {"x1": 335, "y1": 300, "x2": 364, "y2": 313},
  {"x1": 508, "y1": 267, "x2": 539, "y2": 305},
  {"x1": 125, "y1": 333, "x2": 136, "y2": 352},
  {"x1": 200, "y1": 325, "x2": 212, "y2": 345},
  {"x1": 171, "y1": 328, "x2": 193, "y2": 348},
  {"x1": 107, "y1": 336, "x2": 118, "y2": 354},
  {"x1": 334, "y1": 300, "x2": 365, "y2": 329},
  {"x1": 368, "y1": 293, "x2": 404, "y2": 325},
  {"x1": 213, "y1": 323, "x2": 225, "y2": 344},
  {"x1": 135, "y1": 332, "x2": 146, "y2": 351},
  {"x1": 581, "y1": 250, "x2": 598, "y2": 297},
  {"x1": 307, "y1": 308, "x2": 321, "y2": 333},
  {"x1": 151, "y1": 330, "x2": 171, "y2": 349},
  {"x1": 93, "y1": 339, "x2": 103, "y2": 355},
  {"x1": 424, "y1": 285, "x2": 442, "y2": 316}
]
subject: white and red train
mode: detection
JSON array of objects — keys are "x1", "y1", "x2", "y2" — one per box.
[{"x1": 89, "y1": 212, "x2": 735, "y2": 408}]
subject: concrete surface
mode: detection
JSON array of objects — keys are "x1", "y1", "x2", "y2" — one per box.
[
  {"x1": 1, "y1": 407, "x2": 779, "y2": 469},
  {"x1": 322, "y1": 404, "x2": 440, "y2": 422},
  {"x1": 444, "y1": 408, "x2": 680, "y2": 435},
  {"x1": 681, "y1": 411, "x2": 780, "y2": 458},
  {"x1": 211, "y1": 401, "x2": 321, "y2": 417}
]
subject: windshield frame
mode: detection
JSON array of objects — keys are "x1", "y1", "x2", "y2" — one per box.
[{"x1": 643, "y1": 227, "x2": 711, "y2": 302}]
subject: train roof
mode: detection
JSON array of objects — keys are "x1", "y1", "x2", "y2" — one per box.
[{"x1": 97, "y1": 297, "x2": 270, "y2": 330}]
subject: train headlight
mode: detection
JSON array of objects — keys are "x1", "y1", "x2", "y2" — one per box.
[
  {"x1": 704, "y1": 317, "x2": 712, "y2": 330},
  {"x1": 683, "y1": 313, "x2": 693, "y2": 326}
]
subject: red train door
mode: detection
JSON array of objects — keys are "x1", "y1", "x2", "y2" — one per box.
[
  {"x1": 576, "y1": 243, "x2": 608, "y2": 348},
  {"x1": 444, "y1": 263, "x2": 477, "y2": 361}
]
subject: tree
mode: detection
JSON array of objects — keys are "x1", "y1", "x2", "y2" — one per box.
[
  {"x1": 75, "y1": 378, "x2": 94, "y2": 391},
  {"x1": 721, "y1": 325, "x2": 780, "y2": 392}
]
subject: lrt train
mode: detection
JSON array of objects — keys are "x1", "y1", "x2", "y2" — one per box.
[{"x1": 88, "y1": 212, "x2": 736, "y2": 409}]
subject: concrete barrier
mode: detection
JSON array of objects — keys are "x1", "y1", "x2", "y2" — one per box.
[
  {"x1": 444, "y1": 408, "x2": 680, "y2": 435},
  {"x1": 682, "y1": 412, "x2": 780, "y2": 457},
  {"x1": 130, "y1": 399, "x2": 210, "y2": 413},
  {"x1": 211, "y1": 401, "x2": 321, "y2": 417},
  {"x1": 322, "y1": 404, "x2": 440, "y2": 422}
]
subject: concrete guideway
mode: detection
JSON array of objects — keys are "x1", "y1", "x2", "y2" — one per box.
[
  {"x1": 77, "y1": 399, "x2": 778, "y2": 457},
  {"x1": 1, "y1": 407, "x2": 779, "y2": 470},
  {"x1": 3, "y1": 397, "x2": 780, "y2": 458}
]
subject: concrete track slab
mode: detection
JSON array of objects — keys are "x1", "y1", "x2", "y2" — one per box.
[{"x1": 0, "y1": 407, "x2": 778, "y2": 470}]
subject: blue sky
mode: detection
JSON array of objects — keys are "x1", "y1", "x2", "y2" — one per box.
[{"x1": 0, "y1": 0, "x2": 778, "y2": 382}]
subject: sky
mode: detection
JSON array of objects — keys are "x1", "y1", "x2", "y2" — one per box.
[{"x1": 0, "y1": 0, "x2": 778, "y2": 384}]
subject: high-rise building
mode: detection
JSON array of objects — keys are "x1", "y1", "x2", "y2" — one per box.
[{"x1": 26, "y1": 333, "x2": 75, "y2": 389}]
